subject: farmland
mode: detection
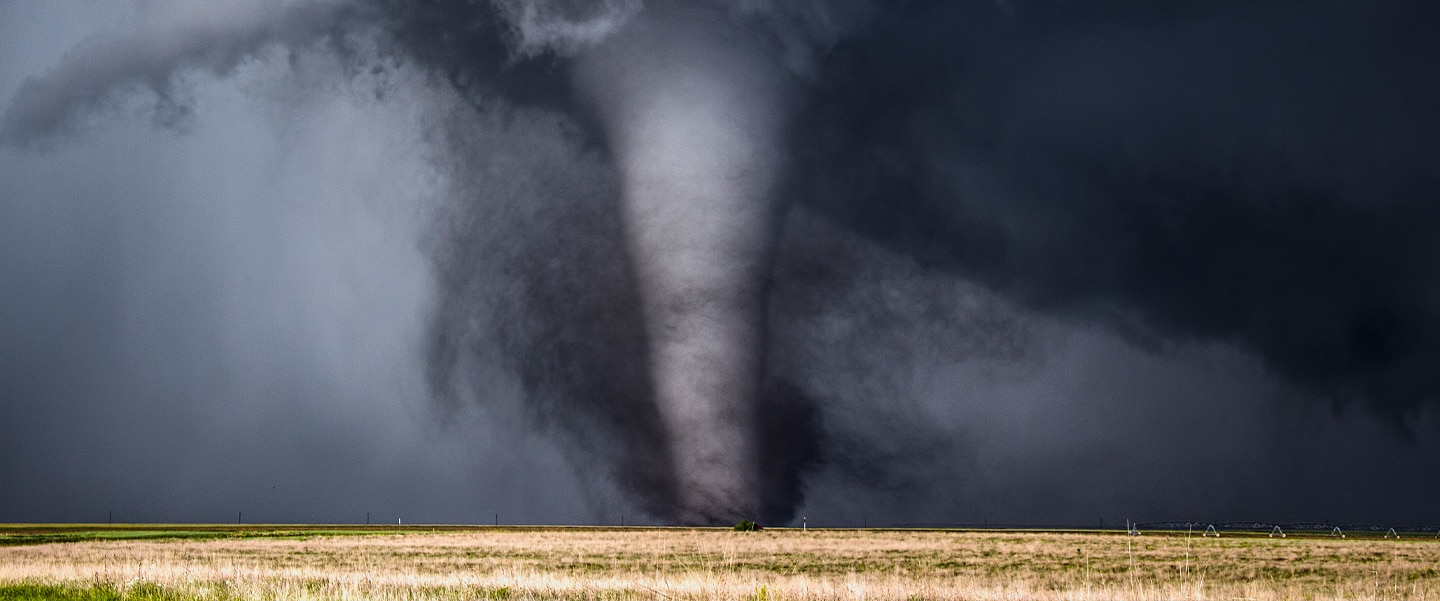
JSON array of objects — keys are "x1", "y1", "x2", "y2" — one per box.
[{"x1": 1, "y1": 525, "x2": 1437, "y2": 600}]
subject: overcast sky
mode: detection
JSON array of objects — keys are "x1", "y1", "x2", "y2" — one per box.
[{"x1": 2, "y1": 0, "x2": 1438, "y2": 527}]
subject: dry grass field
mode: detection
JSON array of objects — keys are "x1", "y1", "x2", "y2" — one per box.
[{"x1": 2, "y1": 526, "x2": 1438, "y2": 600}]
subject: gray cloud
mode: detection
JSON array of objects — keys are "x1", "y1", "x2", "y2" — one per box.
[
  {"x1": 1, "y1": 0, "x2": 362, "y2": 147},
  {"x1": 0, "y1": 20, "x2": 588, "y2": 523},
  {"x1": 4, "y1": 0, "x2": 1439, "y2": 527}
]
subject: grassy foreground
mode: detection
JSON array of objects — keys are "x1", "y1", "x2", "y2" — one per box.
[{"x1": 1, "y1": 525, "x2": 1438, "y2": 600}]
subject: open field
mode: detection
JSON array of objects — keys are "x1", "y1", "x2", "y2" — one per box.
[{"x1": 2, "y1": 525, "x2": 1438, "y2": 600}]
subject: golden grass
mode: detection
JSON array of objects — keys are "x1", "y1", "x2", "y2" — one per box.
[{"x1": 2, "y1": 527, "x2": 1438, "y2": 600}]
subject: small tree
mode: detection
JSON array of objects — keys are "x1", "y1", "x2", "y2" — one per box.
[{"x1": 733, "y1": 519, "x2": 762, "y2": 532}]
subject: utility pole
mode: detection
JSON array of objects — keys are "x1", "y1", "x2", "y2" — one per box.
[
  {"x1": 108, "y1": 510, "x2": 112, "y2": 525},
  {"x1": 238, "y1": 512, "x2": 242, "y2": 525},
  {"x1": 495, "y1": 513, "x2": 499, "y2": 526}
]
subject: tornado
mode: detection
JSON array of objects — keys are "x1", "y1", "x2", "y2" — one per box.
[{"x1": 575, "y1": 9, "x2": 793, "y2": 524}]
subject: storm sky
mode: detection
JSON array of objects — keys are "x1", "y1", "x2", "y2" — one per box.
[{"x1": 2, "y1": 0, "x2": 1439, "y2": 527}]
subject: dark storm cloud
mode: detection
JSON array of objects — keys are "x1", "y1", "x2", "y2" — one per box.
[
  {"x1": 792, "y1": 0, "x2": 1440, "y2": 419},
  {"x1": 5, "y1": 0, "x2": 1440, "y2": 527}
]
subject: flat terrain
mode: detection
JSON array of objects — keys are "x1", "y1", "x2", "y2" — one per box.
[{"x1": 1, "y1": 525, "x2": 1437, "y2": 600}]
